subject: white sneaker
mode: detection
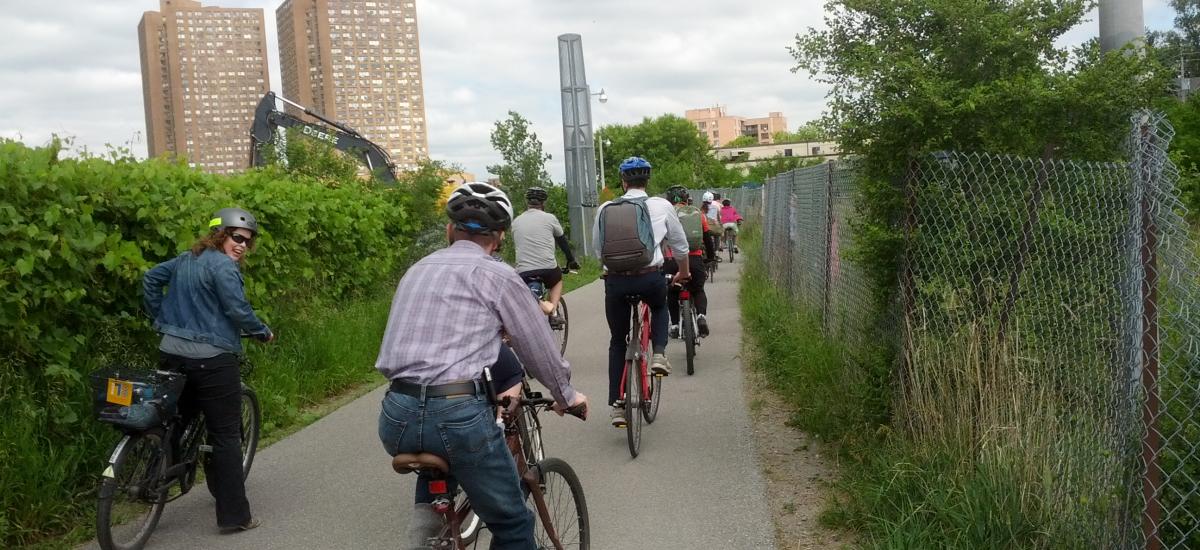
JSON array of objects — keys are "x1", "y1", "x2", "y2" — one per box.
[
  {"x1": 651, "y1": 353, "x2": 672, "y2": 375},
  {"x1": 669, "y1": 324, "x2": 680, "y2": 339},
  {"x1": 610, "y1": 405, "x2": 626, "y2": 428}
]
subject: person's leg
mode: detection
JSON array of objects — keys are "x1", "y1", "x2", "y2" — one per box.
[
  {"x1": 663, "y1": 260, "x2": 681, "y2": 328},
  {"x1": 604, "y1": 278, "x2": 633, "y2": 406},
  {"x1": 428, "y1": 398, "x2": 534, "y2": 549},
  {"x1": 689, "y1": 256, "x2": 709, "y2": 316},
  {"x1": 185, "y1": 353, "x2": 252, "y2": 528},
  {"x1": 379, "y1": 388, "x2": 442, "y2": 549},
  {"x1": 637, "y1": 271, "x2": 671, "y2": 375}
]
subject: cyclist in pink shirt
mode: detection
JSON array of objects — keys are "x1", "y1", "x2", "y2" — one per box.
[{"x1": 719, "y1": 199, "x2": 743, "y2": 254}]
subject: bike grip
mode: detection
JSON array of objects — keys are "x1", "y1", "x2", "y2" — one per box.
[{"x1": 565, "y1": 402, "x2": 588, "y2": 420}]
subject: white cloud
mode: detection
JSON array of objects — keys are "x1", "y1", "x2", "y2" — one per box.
[{"x1": 0, "y1": 0, "x2": 1177, "y2": 178}]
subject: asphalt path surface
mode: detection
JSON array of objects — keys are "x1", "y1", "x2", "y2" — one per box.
[{"x1": 82, "y1": 258, "x2": 773, "y2": 549}]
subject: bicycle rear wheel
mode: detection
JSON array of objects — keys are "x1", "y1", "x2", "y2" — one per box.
[
  {"x1": 727, "y1": 234, "x2": 735, "y2": 263},
  {"x1": 96, "y1": 433, "x2": 169, "y2": 550},
  {"x1": 528, "y1": 457, "x2": 590, "y2": 550},
  {"x1": 624, "y1": 357, "x2": 642, "y2": 458},
  {"x1": 237, "y1": 385, "x2": 261, "y2": 479},
  {"x1": 643, "y1": 366, "x2": 662, "y2": 424},
  {"x1": 552, "y1": 296, "x2": 568, "y2": 356},
  {"x1": 682, "y1": 300, "x2": 696, "y2": 376}
]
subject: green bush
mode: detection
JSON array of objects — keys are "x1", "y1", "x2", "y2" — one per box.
[{"x1": 0, "y1": 138, "x2": 426, "y2": 546}]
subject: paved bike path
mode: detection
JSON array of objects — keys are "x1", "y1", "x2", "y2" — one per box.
[{"x1": 82, "y1": 259, "x2": 774, "y2": 549}]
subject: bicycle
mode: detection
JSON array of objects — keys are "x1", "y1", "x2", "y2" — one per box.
[
  {"x1": 525, "y1": 267, "x2": 570, "y2": 356},
  {"x1": 675, "y1": 281, "x2": 702, "y2": 376},
  {"x1": 391, "y1": 379, "x2": 589, "y2": 549},
  {"x1": 705, "y1": 255, "x2": 718, "y2": 283},
  {"x1": 615, "y1": 287, "x2": 664, "y2": 458},
  {"x1": 724, "y1": 226, "x2": 738, "y2": 264},
  {"x1": 93, "y1": 357, "x2": 261, "y2": 550}
]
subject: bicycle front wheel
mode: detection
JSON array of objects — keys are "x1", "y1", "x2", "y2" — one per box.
[
  {"x1": 528, "y1": 457, "x2": 590, "y2": 550},
  {"x1": 240, "y1": 384, "x2": 261, "y2": 479},
  {"x1": 682, "y1": 300, "x2": 696, "y2": 376},
  {"x1": 96, "y1": 433, "x2": 169, "y2": 550},
  {"x1": 552, "y1": 296, "x2": 569, "y2": 357}
]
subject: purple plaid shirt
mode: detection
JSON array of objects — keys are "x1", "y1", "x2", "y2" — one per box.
[{"x1": 375, "y1": 240, "x2": 578, "y2": 405}]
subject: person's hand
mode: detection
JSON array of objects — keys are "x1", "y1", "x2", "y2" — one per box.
[
  {"x1": 567, "y1": 260, "x2": 581, "y2": 271},
  {"x1": 554, "y1": 392, "x2": 589, "y2": 420},
  {"x1": 673, "y1": 271, "x2": 691, "y2": 286}
]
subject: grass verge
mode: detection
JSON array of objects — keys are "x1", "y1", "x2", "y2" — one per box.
[{"x1": 738, "y1": 225, "x2": 1085, "y2": 549}]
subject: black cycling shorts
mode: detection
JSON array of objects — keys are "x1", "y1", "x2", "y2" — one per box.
[{"x1": 519, "y1": 267, "x2": 562, "y2": 289}]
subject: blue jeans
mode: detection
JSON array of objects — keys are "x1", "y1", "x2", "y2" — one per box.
[
  {"x1": 379, "y1": 388, "x2": 535, "y2": 549},
  {"x1": 604, "y1": 270, "x2": 669, "y2": 405}
]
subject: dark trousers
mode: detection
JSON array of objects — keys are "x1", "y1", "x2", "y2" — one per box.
[
  {"x1": 604, "y1": 271, "x2": 668, "y2": 405},
  {"x1": 703, "y1": 234, "x2": 717, "y2": 261},
  {"x1": 664, "y1": 256, "x2": 708, "y2": 324},
  {"x1": 160, "y1": 352, "x2": 251, "y2": 528}
]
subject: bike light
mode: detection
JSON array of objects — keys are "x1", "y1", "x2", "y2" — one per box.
[{"x1": 428, "y1": 480, "x2": 448, "y2": 494}]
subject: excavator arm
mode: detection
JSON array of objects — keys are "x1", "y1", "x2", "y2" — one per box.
[{"x1": 249, "y1": 92, "x2": 397, "y2": 183}]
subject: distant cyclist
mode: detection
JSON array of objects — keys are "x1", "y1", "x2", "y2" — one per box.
[
  {"x1": 664, "y1": 186, "x2": 711, "y2": 339},
  {"x1": 699, "y1": 193, "x2": 720, "y2": 261},
  {"x1": 719, "y1": 198, "x2": 744, "y2": 254},
  {"x1": 512, "y1": 187, "x2": 580, "y2": 317},
  {"x1": 593, "y1": 156, "x2": 690, "y2": 427}
]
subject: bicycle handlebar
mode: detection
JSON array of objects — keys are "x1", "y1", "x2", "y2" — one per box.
[{"x1": 500, "y1": 395, "x2": 587, "y2": 420}]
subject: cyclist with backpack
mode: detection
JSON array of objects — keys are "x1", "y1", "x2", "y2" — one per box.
[
  {"x1": 592, "y1": 157, "x2": 691, "y2": 427},
  {"x1": 664, "y1": 186, "x2": 711, "y2": 339},
  {"x1": 512, "y1": 187, "x2": 580, "y2": 317}
]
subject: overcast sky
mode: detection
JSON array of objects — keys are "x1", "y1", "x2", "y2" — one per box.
[{"x1": 0, "y1": 0, "x2": 1177, "y2": 182}]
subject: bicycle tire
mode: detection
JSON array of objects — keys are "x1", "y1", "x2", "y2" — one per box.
[
  {"x1": 96, "y1": 433, "x2": 169, "y2": 550},
  {"x1": 554, "y1": 296, "x2": 569, "y2": 357},
  {"x1": 682, "y1": 300, "x2": 696, "y2": 376},
  {"x1": 642, "y1": 311, "x2": 661, "y2": 424},
  {"x1": 239, "y1": 385, "x2": 261, "y2": 479},
  {"x1": 528, "y1": 457, "x2": 591, "y2": 550},
  {"x1": 456, "y1": 492, "x2": 483, "y2": 543},
  {"x1": 727, "y1": 234, "x2": 735, "y2": 263},
  {"x1": 517, "y1": 404, "x2": 546, "y2": 465},
  {"x1": 625, "y1": 355, "x2": 641, "y2": 458}
]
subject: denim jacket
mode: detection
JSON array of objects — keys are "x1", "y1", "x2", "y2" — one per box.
[{"x1": 143, "y1": 249, "x2": 270, "y2": 354}]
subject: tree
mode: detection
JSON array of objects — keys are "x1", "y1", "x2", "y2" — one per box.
[
  {"x1": 597, "y1": 114, "x2": 737, "y2": 194},
  {"x1": 488, "y1": 111, "x2": 553, "y2": 211},
  {"x1": 791, "y1": 0, "x2": 1168, "y2": 304},
  {"x1": 724, "y1": 135, "x2": 759, "y2": 148},
  {"x1": 773, "y1": 120, "x2": 829, "y2": 143}
]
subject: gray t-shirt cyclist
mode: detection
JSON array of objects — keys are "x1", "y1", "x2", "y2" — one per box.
[{"x1": 512, "y1": 208, "x2": 564, "y2": 273}]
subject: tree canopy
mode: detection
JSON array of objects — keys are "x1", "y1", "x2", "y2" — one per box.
[{"x1": 488, "y1": 111, "x2": 553, "y2": 211}]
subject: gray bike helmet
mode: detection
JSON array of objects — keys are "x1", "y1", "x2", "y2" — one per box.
[
  {"x1": 209, "y1": 207, "x2": 259, "y2": 235},
  {"x1": 526, "y1": 187, "x2": 549, "y2": 204}
]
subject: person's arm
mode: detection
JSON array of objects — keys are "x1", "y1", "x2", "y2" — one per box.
[
  {"x1": 210, "y1": 260, "x2": 272, "y2": 338},
  {"x1": 142, "y1": 255, "x2": 180, "y2": 319},
  {"x1": 494, "y1": 273, "x2": 580, "y2": 406},
  {"x1": 591, "y1": 202, "x2": 606, "y2": 260},
  {"x1": 551, "y1": 217, "x2": 579, "y2": 268}
]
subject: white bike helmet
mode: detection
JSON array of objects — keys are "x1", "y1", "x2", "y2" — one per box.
[
  {"x1": 702, "y1": 191, "x2": 715, "y2": 203},
  {"x1": 445, "y1": 181, "x2": 514, "y2": 233}
]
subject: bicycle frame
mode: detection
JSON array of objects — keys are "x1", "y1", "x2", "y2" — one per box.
[
  {"x1": 423, "y1": 387, "x2": 570, "y2": 550},
  {"x1": 618, "y1": 301, "x2": 652, "y2": 403}
]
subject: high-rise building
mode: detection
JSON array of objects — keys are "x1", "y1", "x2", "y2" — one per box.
[
  {"x1": 138, "y1": 0, "x2": 270, "y2": 174},
  {"x1": 685, "y1": 106, "x2": 788, "y2": 148},
  {"x1": 276, "y1": 0, "x2": 428, "y2": 172}
]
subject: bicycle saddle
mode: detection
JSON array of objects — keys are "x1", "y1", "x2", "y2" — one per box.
[{"x1": 392, "y1": 452, "x2": 450, "y2": 475}]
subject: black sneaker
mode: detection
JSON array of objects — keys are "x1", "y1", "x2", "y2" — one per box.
[{"x1": 697, "y1": 315, "x2": 710, "y2": 338}]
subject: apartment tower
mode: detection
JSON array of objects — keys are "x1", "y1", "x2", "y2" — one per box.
[
  {"x1": 138, "y1": 0, "x2": 270, "y2": 173},
  {"x1": 685, "y1": 106, "x2": 787, "y2": 148},
  {"x1": 276, "y1": 0, "x2": 428, "y2": 171}
]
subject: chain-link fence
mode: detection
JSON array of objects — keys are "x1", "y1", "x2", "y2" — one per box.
[{"x1": 746, "y1": 111, "x2": 1200, "y2": 549}]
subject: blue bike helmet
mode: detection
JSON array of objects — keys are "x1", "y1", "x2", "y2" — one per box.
[{"x1": 618, "y1": 156, "x2": 652, "y2": 180}]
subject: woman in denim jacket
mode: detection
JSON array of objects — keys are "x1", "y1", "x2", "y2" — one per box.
[{"x1": 143, "y1": 207, "x2": 274, "y2": 533}]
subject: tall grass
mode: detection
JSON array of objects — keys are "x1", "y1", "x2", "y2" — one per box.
[{"x1": 739, "y1": 225, "x2": 1123, "y2": 548}]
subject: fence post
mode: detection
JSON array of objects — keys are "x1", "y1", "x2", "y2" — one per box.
[
  {"x1": 823, "y1": 161, "x2": 835, "y2": 333},
  {"x1": 897, "y1": 159, "x2": 920, "y2": 407},
  {"x1": 1137, "y1": 119, "x2": 1163, "y2": 550}
]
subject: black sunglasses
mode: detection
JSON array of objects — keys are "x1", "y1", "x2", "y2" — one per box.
[{"x1": 229, "y1": 233, "x2": 254, "y2": 245}]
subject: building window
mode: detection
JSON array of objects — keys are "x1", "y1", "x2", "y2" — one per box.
[
  {"x1": 812, "y1": 146, "x2": 822, "y2": 155},
  {"x1": 784, "y1": 149, "x2": 793, "y2": 157}
]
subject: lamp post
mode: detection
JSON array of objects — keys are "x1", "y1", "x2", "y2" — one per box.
[{"x1": 591, "y1": 88, "x2": 608, "y2": 191}]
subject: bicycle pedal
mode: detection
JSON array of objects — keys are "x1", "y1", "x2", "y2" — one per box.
[{"x1": 198, "y1": 444, "x2": 214, "y2": 453}]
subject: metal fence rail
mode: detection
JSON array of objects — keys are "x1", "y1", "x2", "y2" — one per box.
[{"x1": 741, "y1": 111, "x2": 1200, "y2": 549}]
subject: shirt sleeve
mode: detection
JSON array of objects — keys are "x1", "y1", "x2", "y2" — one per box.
[
  {"x1": 210, "y1": 259, "x2": 270, "y2": 335},
  {"x1": 551, "y1": 216, "x2": 564, "y2": 238},
  {"x1": 493, "y1": 271, "x2": 579, "y2": 405},
  {"x1": 143, "y1": 255, "x2": 180, "y2": 319},
  {"x1": 592, "y1": 202, "x2": 608, "y2": 259}
]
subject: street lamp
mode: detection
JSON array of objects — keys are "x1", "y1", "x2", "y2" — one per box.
[{"x1": 591, "y1": 87, "x2": 608, "y2": 189}]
